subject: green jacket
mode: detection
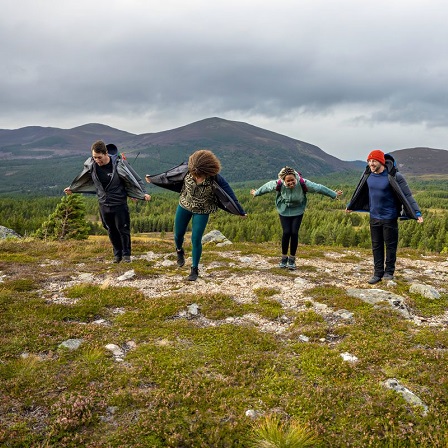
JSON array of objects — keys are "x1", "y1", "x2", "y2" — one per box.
[{"x1": 253, "y1": 174, "x2": 337, "y2": 216}]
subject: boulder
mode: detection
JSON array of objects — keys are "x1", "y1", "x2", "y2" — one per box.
[{"x1": 0, "y1": 225, "x2": 21, "y2": 239}]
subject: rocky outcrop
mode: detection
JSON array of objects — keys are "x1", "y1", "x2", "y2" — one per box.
[{"x1": 0, "y1": 225, "x2": 21, "y2": 239}]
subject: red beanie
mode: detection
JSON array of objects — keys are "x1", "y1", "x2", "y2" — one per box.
[{"x1": 367, "y1": 149, "x2": 385, "y2": 165}]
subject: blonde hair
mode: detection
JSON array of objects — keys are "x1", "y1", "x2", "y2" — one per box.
[
  {"x1": 188, "y1": 150, "x2": 221, "y2": 178},
  {"x1": 278, "y1": 166, "x2": 296, "y2": 180}
]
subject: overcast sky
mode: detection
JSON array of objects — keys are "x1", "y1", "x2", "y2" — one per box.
[{"x1": 2, "y1": 0, "x2": 448, "y2": 160}]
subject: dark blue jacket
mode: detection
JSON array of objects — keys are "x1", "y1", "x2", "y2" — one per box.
[{"x1": 346, "y1": 154, "x2": 421, "y2": 220}]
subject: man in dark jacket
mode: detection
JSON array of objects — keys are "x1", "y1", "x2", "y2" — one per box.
[
  {"x1": 346, "y1": 150, "x2": 423, "y2": 284},
  {"x1": 64, "y1": 140, "x2": 151, "y2": 263}
]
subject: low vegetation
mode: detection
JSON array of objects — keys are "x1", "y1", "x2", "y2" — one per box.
[{"x1": 0, "y1": 236, "x2": 447, "y2": 447}]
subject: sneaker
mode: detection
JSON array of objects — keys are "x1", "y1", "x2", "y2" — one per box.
[
  {"x1": 278, "y1": 256, "x2": 288, "y2": 268},
  {"x1": 287, "y1": 256, "x2": 296, "y2": 270},
  {"x1": 176, "y1": 248, "x2": 185, "y2": 267},
  {"x1": 383, "y1": 273, "x2": 394, "y2": 280},
  {"x1": 368, "y1": 276, "x2": 382, "y2": 285},
  {"x1": 187, "y1": 267, "x2": 199, "y2": 281},
  {"x1": 122, "y1": 255, "x2": 131, "y2": 263},
  {"x1": 113, "y1": 256, "x2": 122, "y2": 263}
]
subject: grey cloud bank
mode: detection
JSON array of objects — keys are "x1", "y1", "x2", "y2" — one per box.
[{"x1": 1, "y1": 0, "x2": 448, "y2": 160}]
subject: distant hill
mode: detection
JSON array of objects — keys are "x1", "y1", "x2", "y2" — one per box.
[
  {"x1": 0, "y1": 118, "x2": 446, "y2": 194},
  {"x1": 0, "y1": 117, "x2": 357, "y2": 175},
  {"x1": 389, "y1": 147, "x2": 448, "y2": 176},
  {"x1": 0, "y1": 123, "x2": 135, "y2": 158}
]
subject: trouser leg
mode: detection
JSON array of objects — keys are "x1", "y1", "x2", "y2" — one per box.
[
  {"x1": 370, "y1": 218, "x2": 385, "y2": 278},
  {"x1": 174, "y1": 205, "x2": 191, "y2": 251},
  {"x1": 100, "y1": 206, "x2": 124, "y2": 258},
  {"x1": 190, "y1": 213, "x2": 210, "y2": 268},
  {"x1": 384, "y1": 219, "x2": 399, "y2": 275},
  {"x1": 279, "y1": 215, "x2": 292, "y2": 255},
  {"x1": 289, "y1": 214, "x2": 304, "y2": 256},
  {"x1": 114, "y1": 205, "x2": 131, "y2": 256}
]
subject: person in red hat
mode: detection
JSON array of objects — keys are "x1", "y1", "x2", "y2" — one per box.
[{"x1": 346, "y1": 150, "x2": 423, "y2": 284}]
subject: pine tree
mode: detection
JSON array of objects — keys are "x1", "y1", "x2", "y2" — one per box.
[{"x1": 34, "y1": 195, "x2": 90, "y2": 240}]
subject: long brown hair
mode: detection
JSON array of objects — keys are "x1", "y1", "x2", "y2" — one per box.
[{"x1": 188, "y1": 150, "x2": 221, "y2": 178}]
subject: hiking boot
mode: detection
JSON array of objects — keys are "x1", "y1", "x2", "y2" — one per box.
[
  {"x1": 368, "y1": 276, "x2": 382, "y2": 285},
  {"x1": 187, "y1": 267, "x2": 199, "y2": 281},
  {"x1": 113, "y1": 256, "x2": 122, "y2": 263},
  {"x1": 383, "y1": 273, "x2": 394, "y2": 280},
  {"x1": 122, "y1": 255, "x2": 131, "y2": 263},
  {"x1": 287, "y1": 256, "x2": 296, "y2": 270},
  {"x1": 278, "y1": 256, "x2": 288, "y2": 268},
  {"x1": 176, "y1": 248, "x2": 185, "y2": 267}
]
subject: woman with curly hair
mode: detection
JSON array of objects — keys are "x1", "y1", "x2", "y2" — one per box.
[
  {"x1": 251, "y1": 166, "x2": 342, "y2": 270},
  {"x1": 146, "y1": 149, "x2": 246, "y2": 281}
]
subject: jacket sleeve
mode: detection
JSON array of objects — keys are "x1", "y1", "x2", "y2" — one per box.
[
  {"x1": 125, "y1": 160, "x2": 147, "y2": 192},
  {"x1": 68, "y1": 158, "x2": 96, "y2": 194},
  {"x1": 303, "y1": 179, "x2": 337, "y2": 199},
  {"x1": 147, "y1": 162, "x2": 188, "y2": 193},
  {"x1": 346, "y1": 168, "x2": 370, "y2": 212},
  {"x1": 117, "y1": 159, "x2": 148, "y2": 200},
  {"x1": 215, "y1": 174, "x2": 246, "y2": 215},
  {"x1": 394, "y1": 173, "x2": 421, "y2": 219},
  {"x1": 253, "y1": 180, "x2": 277, "y2": 196}
]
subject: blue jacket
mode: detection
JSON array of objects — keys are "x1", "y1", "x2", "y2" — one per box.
[{"x1": 147, "y1": 162, "x2": 246, "y2": 216}]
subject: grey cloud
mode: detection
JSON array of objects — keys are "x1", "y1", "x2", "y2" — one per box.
[{"x1": 1, "y1": 0, "x2": 448, "y2": 158}]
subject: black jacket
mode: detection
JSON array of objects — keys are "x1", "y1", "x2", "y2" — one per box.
[
  {"x1": 346, "y1": 154, "x2": 421, "y2": 220},
  {"x1": 148, "y1": 162, "x2": 246, "y2": 216}
]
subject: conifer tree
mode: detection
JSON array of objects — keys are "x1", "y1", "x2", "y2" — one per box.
[{"x1": 35, "y1": 194, "x2": 90, "y2": 240}]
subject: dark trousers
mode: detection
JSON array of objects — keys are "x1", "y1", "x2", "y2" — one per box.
[
  {"x1": 100, "y1": 204, "x2": 131, "y2": 258},
  {"x1": 279, "y1": 214, "x2": 304, "y2": 256},
  {"x1": 370, "y1": 218, "x2": 398, "y2": 277}
]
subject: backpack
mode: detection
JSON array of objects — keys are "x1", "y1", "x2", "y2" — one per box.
[{"x1": 276, "y1": 172, "x2": 308, "y2": 194}]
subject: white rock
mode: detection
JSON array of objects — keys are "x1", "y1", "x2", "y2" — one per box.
[
  {"x1": 59, "y1": 338, "x2": 83, "y2": 350},
  {"x1": 409, "y1": 283, "x2": 440, "y2": 299},
  {"x1": 77, "y1": 273, "x2": 95, "y2": 282},
  {"x1": 105, "y1": 343, "x2": 124, "y2": 357},
  {"x1": 117, "y1": 270, "x2": 136, "y2": 281},
  {"x1": 340, "y1": 352, "x2": 358, "y2": 362},
  {"x1": 383, "y1": 378, "x2": 428, "y2": 416},
  {"x1": 187, "y1": 303, "x2": 200, "y2": 315}
]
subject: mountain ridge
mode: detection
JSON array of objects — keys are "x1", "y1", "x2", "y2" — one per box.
[{"x1": 0, "y1": 118, "x2": 447, "y2": 194}]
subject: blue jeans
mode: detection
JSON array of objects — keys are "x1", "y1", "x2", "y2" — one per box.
[
  {"x1": 370, "y1": 218, "x2": 398, "y2": 277},
  {"x1": 174, "y1": 205, "x2": 210, "y2": 268}
]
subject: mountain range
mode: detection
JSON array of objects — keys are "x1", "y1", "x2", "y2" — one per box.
[{"x1": 0, "y1": 117, "x2": 446, "y2": 194}]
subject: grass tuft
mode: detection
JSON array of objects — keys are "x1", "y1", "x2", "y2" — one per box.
[{"x1": 248, "y1": 415, "x2": 319, "y2": 448}]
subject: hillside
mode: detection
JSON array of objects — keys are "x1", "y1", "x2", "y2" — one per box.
[
  {"x1": 0, "y1": 235, "x2": 447, "y2": 446},
  {"x1": 390, "y1": 147, "x2": 448, "y2": 176},
  {"x1": 0, "y1": 117, "x2": 446, "y2": 195}
]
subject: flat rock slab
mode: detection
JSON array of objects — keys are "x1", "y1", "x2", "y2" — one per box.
[{"x1": 346, "y1": 288, "x2": 411, "y2": 319}]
